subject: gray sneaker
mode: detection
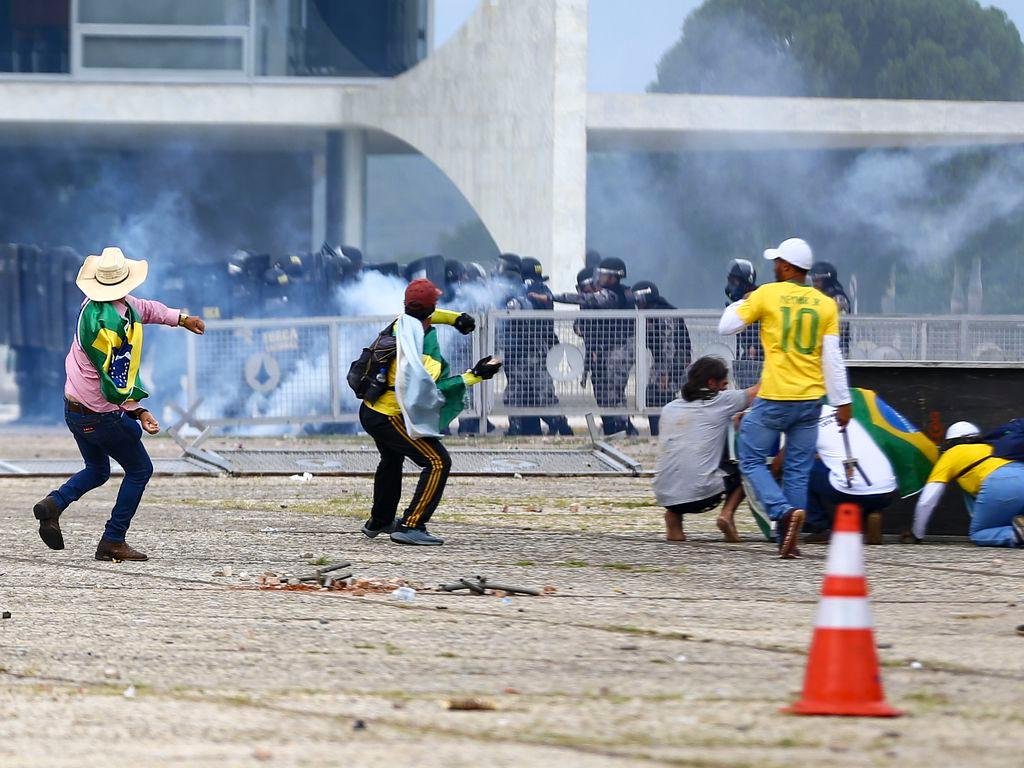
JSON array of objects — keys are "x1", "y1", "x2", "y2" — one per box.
[
  {"x1": 361, "y1": 519, "x2": 397, "y2": 539},
  {"x1": 1012, "y1": 515, "x2": 1024, "y2": 546},
  {"x1": 390, "y1": 528, "x2": 445, "y2": 546}
]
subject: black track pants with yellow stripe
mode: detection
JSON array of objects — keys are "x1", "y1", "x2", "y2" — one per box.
[{"x1": 359, "y1": 403, "x2": 452, "y2": 530}]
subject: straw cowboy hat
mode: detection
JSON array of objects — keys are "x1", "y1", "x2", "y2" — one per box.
[{"x1": 76, "y1": 247, "x2": 149, "y2": 302}]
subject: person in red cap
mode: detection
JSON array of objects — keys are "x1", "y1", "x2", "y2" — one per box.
[{"x1": 358, "y1": 278, "x2": 501, "y2": 545}]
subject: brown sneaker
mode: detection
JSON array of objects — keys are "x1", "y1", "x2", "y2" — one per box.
[
  {"x1": 865, "y1": 511, "x2": 884, "y2": 545},
  {"x1": 33, "y1": 495, "x2": 64, "y2": 550},
  {"x1": 777, "y1": 509, "x2": 805, "y2": 559},
  {"x1": 95, "y1": 538, "x2": 148, "y2": 562}
]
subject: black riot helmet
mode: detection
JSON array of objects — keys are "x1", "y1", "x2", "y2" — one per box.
[
  {"x1": 632, "y1": 280, "x2": 660, "y2": 308},
  {"x1": 495, "y1": 252, "x2": 522, "y2": 279},
  {"x1": 465, "y1": 262, "x2": 487, "y2": 283},
  {"x1": 521, "y1": 256, "x2": 547, "y2": 282},
  {"x1": 339, "y1": 245, "x2": 364, "y2": 272},
  {"x1": 595, "y1": 256, "x2": 626, "y2": 287},
  {"x1": 576, "y1": 267, "x2": 595, "y2": 293},
  {"x1": 726, "y1": 258, "x2": 757, "y2": 302},
  {"x1": 444, "y1": 258, "x2": 466, "y2": 285},
  {"x1": 809, "y1": 261, "x2": 838, "y2": 288}
]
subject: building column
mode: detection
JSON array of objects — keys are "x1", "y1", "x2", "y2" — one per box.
[
  {"x1": 310, "y1": 138, "x2": 327, "y2": 251},
  {"x1": 325, "y1": 129, "x2": 367, "y2": 249}
]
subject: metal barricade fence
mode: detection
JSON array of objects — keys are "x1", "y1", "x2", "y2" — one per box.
[
  {"x1": 185, "y1": 311, "x2": 1024, "y2": 428},
  {"x1": 186, "y1": 316, "x2": 482, "y2": 427}
]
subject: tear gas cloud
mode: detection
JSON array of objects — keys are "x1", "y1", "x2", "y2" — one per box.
[{"x1": 588, "y1": 11, "x2": 1024, "y2": 315}]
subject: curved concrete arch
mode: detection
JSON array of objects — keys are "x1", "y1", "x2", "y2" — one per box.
[{"x1": 343, "y1": 0, "x2": 588, "y2": 289}]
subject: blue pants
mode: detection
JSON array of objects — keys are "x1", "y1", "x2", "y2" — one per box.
[
  {"x1": 971, "y1": 463, "x2": 1024, "y2": 548},
  {"x1": 51, "y1": 407, "x2": 154, "y2": 542},
  {"x1": 739, "y1": 398, "x2": 821, "y2": 521},
  {"x1": 806, "y1": 459, "x2": 894, "y2": 532}
]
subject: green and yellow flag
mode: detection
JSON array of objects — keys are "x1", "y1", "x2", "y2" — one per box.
[
  {"x1": 78, "y1": 300, "x2": 148, "y2": 405},
  {"x1": 850, "y1": 388, "x2": 938, "y2": 497}
]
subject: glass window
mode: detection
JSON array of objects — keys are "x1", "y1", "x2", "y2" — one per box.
[
  {"x1": 0, "y1": 0, "x2": 70, "y2": 74},
  {"x1": 82, "y1": 36, "x2": 244, "y2": 70},
  {"x1": 78, "y1": 0, "x2": 249, "y2": 26},
  {"x1": 255, "y1": 0, "x2": 427, "y2": 77}
]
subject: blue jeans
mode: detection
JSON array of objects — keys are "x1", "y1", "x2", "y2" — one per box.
[
  {"x1": 51, "y1": 406, "x2": 154, "y2": 542},
  {"x1": 970, "y1": 463, "x2": 1024, "y2": 548},
  {"x1": 739, "y1": 398, "x2": 822, "y2": 521},
  {"x1": 806, "y1": 459, "x2": 894, "y2": 532}
]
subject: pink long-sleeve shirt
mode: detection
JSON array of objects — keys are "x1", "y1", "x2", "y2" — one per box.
[{"x1": 65, "y1": 295, "x2": 180, "y2": 413}]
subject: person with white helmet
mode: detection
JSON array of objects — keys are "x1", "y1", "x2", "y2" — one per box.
[{"x1": 910, "y1": 421, "x2": 1024, "y2": 547}]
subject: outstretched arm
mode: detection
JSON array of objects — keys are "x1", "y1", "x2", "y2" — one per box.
[{"x1": 911, "y1": 482, "x2": 946, "y2": 541}]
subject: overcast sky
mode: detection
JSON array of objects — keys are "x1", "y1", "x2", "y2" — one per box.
[{"x1": 433, "y1": 0, "x2": 1024, "y2": 92}]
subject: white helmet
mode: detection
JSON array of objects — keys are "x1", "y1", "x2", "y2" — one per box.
[{"x1": 945, "y1": 421, "x2": 980, "y2": 440}]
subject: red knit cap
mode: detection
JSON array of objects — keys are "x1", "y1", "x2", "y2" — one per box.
[{"x1": 405, "y1": 278, "x2": 442, "y2": 310}]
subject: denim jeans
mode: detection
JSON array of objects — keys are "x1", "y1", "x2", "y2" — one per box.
[
  {"x1": 970, "y1": 463, "x2": 1024, "y2": 548},
  {"x1": 806, "y1": 459, "x2": 894, "y2": 532},
  {"x1": 51, "y1": 406, "x2": 154, "y2": 542},
  {"x1": 739, "y1": 398, "x2": 822, "y2": 521}
]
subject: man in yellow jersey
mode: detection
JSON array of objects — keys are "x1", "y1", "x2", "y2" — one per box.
[
  {"x1": 358, "y1": 279, "x2": 501, "y2": 546},
  {"x1": 718, "y1": 238, "x2": 852, "y2": 558},
  {"x1": 911, "y1": 422, "x2": 1024, "y2": 547}
]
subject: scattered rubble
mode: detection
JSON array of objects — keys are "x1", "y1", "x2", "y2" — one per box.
[
  {"x1": 439, "y1": 576, "x2": 541, "y2": 596},
  {"x1": 446, "y1": 698, "x2": 496, "y2": 712}
]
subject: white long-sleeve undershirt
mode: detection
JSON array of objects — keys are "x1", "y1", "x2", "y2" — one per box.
[
  {"x1": 912, "y1": 482, "x2": 946, "y2": 540},
  {"x1": 718, "y1": 301, "x2": 745, "y2": 335},
  {"x1": 822, "y1": 334, "x2": 852, "y2": 407}
]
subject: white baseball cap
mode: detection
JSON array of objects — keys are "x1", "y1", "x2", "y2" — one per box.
[
  {"x1": 764, "y1": 238, "x2": 814, "y2": 271},
  {"x1": 945, "y1": 421, "x2": 980, "y2": 440}
]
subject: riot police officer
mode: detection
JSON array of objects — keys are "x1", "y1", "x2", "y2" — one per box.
[
  {"x1": 809, "y1": 261, "x2": 852, "y2": 355},
  {"x1": 503, "y1": 257, "x2": 572, "y2": 436},
  {"x1": 443, "y1": 259, "x2": 466, "y2": 303},
  {"x1": 554, "y1": 256, "x2": 637, "y2": 435},
  {"x1": 725, "y1": 258, "x2": 762, "y2": 388},
  {"x1": 633, "y1": 281, "x2": 691, "y2": 436}
]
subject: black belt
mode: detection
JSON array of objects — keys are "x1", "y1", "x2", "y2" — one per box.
[{"x1": 65, "y1": 399, "x2": 102, "y2": 416}]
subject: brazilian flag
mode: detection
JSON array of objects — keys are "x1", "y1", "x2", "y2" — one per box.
[
  {"x1": 78, "y1": 300, "x2": 148, "y2": 405},
  {"x1": 422, "y1": 326, "x2": 469, "y2": 431},
  {"x1": 850, "y1": 388, "x2": 937, "y2": 497}
]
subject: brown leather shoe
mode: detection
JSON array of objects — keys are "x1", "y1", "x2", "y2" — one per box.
[
  {"x1": 95, "y1": 538, "x2": 148, "y2": 562},
  {"x1": 33, "y1": 495, "x2": 64, "y2": 550}
]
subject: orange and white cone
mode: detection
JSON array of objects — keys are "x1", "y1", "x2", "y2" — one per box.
[{"x1": 782, "y1": 503, "x2": 902, "y2": 717}]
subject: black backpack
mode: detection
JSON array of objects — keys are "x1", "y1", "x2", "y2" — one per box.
[
  {"x1": 347, "y1": 323, "x2": 397, "y2": 403},
  {"x1": 953, "y1": 418, "x2": 1024, "y2": 479}
]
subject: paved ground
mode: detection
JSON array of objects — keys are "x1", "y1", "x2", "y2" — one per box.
[{"x1": 1, "y1": 431, "x2": 1022, "y2": 767}]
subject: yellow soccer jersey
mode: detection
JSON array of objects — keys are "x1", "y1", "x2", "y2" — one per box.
[
  {"x1": 926, "y1": 443, "x2": 1010, "y2": 497},
  {"x1": 736, "y1": 281, "x2": 840, "y2": 401}
]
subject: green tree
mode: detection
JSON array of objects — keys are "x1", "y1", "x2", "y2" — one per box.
[{"x1": 652, "y1": 0, "x2": 1024, "y2": 101}]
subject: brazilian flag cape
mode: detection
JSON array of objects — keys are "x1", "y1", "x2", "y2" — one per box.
[
  {"x1": 77, "y1": 300, "x2": 148, "y2": 405},
  {"x1": 422, "y1": 326, "x2": 468, "y2": 431},
  {"x1": 850, "y1": 387, "x2": 938, "y2": 497}
]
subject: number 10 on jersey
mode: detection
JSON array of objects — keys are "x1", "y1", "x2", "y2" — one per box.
[{"x1": 780, "y1": 306, "x2": 820, "y2": 354}]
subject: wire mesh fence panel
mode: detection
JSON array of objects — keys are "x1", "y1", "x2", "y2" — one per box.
[
  {"x1": 916, "y1": 318, "x2": 964, "y2": 361},
  {"x1": 486, "y1": 310, "x2": 638, "y2": 416},
  {"x1": 845, "y1": 318, "x2": 923, "y2": 361},
  {"x1": 963, "y1": 318, "x2": 1024, "y2": 361},
  {"x1": 191, "y1": 318, "x2": 336, "y2": 425}
]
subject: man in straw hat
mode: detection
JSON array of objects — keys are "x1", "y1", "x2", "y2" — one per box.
[{"x1": 32, "y1": 247, "x2": 205, "y2": 561}]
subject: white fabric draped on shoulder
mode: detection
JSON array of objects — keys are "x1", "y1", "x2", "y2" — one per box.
[{"x1": 395, "y1": 314, "x2": 444, "y2": 439}]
